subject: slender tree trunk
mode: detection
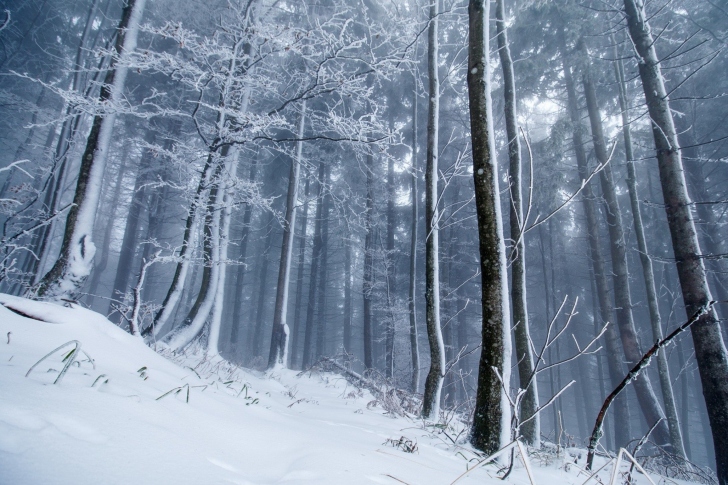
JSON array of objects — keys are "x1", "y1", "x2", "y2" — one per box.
[
  {"x1": 582, "y1": 58, "x2": 672, "y2": 450},
  {"x1": 250, "y1": 216, "x2": 274, "y2": 359},
  {"x1": 409, "y1": 73, "x2": 420, "y2": 393},
  {"x1": 343, "y1": 224, "x2": 353, "y2": 355},
  {"x1": 315, "y1": 165, "x2": 330, "y2": 361},
  {"x1": 622, "y1": 1, "x2": 728, "y2": 478},
  {"x1": 108, "y1": 136, "x2": 155, "y2": 316},
  {"x1": 422, "y1": 0, "x2": 444, "y2": 421},
  {"x1": 362, "y1": 152, "x2": 375, "y2": 369},
  {"x1": 208, "y1": 154, "x2": 237, "y2": 357},
  {"x1": 85, "y1": 152, "x2": 126, "y2": 308},
  {"x1": 467, "y1": 0, "x2": 512, "y2": 453},
  {"x1": 302, "y1": 162, "x2": 326, "y2": 369},
  {"x1": 613, "y1": 48, "x2": 685, "y2": 456},
  {"x1": 229, "y1": 157, "x2": 258, "y2": 358},
  {"x1": 34, "y1": 0, "x2": 148, "y2": 300},
  {"x1": 162, "y1": 161, "x2": 224, "y2": 351},
  {"x1": 385, "y1": 128, "x2": 396, "y2": 378},
  {"x1": 268, "y1": 103, "x2": 305, "y2": 369},
  {"x1": 495, "y1": 0, "x2": 538, "y2": 446},
  {"x1": 558, "y1": 30, "x2": 631, "y2": 449},
  {"x1": 291, "y1": 176, "x2": 310, "y2": 367}
]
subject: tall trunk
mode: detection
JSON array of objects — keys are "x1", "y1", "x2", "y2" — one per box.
[
  {"x1": 613, "y1": 47, "x2": 685, "y2": 456},
  {"x1": 677, "y1": 331, "x2": 693, "y2": 460},
  {"x1": 268, "y1": 103, "x2": 305, "y2": 369},
  {"x1": 385, "y1": 127, "x2": 396, "y2": 378},
  {"x1": 85, "y1": 151, "x2": 127, "y2": 308},
  {"x1": 109, "y1": 136, "x2": 155, "y2": 316},
  {"x1": 623, "y1": 1, "x2": 728, "y2": 478},
  {"x1": 291, "y1": 176, "x2": 310, "y2": 367},
  {"x1": 27, "y1": 0, "x2": 102, "y2": 285},
  {"x1": 343, "y1": 227, "x2": 353, "y2": 356},
  {"x1": 229, "y1": 157, "x2": 258, "y2": 358},
  {"x1": 558, "y1": 30, "x2": 631, "y2": 449},
  {"x1": 467, "y1": 0, "x2": 512, "y2": 453},
  {"x1": 208, "y1": 153, "x2": 237, "y2": 357},
  {"x1": 315, "y1": 165, "x2": 330, "y2": 361},
  {"x1": 250, "y1": 216, "x2": 274, "y2": 359},
  {"x1": 362, "y1": 152, "x2": 375, "y2": 369},
  {"x1": 409, "y1": 73, "x2": 420, "y2": 393},
  {"x1": 422, "y1": 0, "x2": 444, "y2": 421},
  {"x1": 302, "y1": 162, "x2": 326, "y2": 369},
  {"x1": 34, "y1": 0, "x2": 148, "y2": 300},
  {"x1": 582, "y1": 57, "x2": 672, "y2": 450},
  {"x1": 162, "y1": 161, "x2": 224, "y2": 351},
  {"x1": 495, "y1": 0, "x2": 538, "y2": 446}
]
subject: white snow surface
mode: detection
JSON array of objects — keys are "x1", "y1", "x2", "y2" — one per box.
[{"x1": 0, "y1": 294, "x2": 664, "y2": 485}]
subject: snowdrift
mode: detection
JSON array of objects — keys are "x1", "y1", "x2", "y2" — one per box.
[{"x1": 0, "y1": 294, "x2": 660, "y2": 484}]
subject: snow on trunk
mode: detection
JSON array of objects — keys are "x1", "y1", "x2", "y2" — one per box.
[
  {"x1": 422, "y1": 0, "x2": 444, "y2": 422},
  {"x1": 467, "y1": 0, "x2": 512, "y2": 454},
  {"x1": 207, "y1": 154, "x2": 237, "y2": 357},
  {"x1": 623, "y1": 0, "x2": 728, "y2": 479},
  {"x1": 268, "y1": 101, "x2": 305, "y2": 370},
  {"x1": 33, "y1": 0, "x2": 147, "y2": 301}
]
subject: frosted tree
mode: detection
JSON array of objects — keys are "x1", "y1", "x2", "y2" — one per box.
[{"x1": 33, "y1": 0, "x2": 148, "y2": 301}]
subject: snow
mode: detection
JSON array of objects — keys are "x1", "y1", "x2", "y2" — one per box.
[{"x1": 0, "y1": 295, "x2": 664, "y2": 485}]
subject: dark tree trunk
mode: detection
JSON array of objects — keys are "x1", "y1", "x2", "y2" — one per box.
[
  {"x1": 623, "y1": 0, "x2": 728, "y2": 478},
  {"x1": 362, "y1": 152, "x2": 375, "y2": 369},
  {"x1": 468, "y1": 0, "x2": 511, "y2": 453},
  {"x1": 291, "y1": 176, "x2": 310, "y2": 367}
]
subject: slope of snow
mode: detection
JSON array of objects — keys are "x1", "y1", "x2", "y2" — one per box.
[{"x1": 0, "y1": 294, "x2": 661, "y2": 485}]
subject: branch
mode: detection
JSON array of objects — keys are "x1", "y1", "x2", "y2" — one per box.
[{"x1": 586, "y1": 301, "x2": 716, "y2": 470}]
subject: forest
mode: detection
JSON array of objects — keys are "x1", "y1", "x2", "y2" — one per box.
[{"x1": 0, "y1": 0, "x2": 727, "y2": 482}]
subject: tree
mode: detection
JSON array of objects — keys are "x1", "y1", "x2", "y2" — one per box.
[
  {"x1": 421, "y1": 0, "x2": 445, "y2": 421},
  {"x1": 495, "y1": 0, "x2": 538, "y2": 446},
  {"x1": 33, "y1": 0, "x2": 148, "y2": 301},
  {"x1": 467, "y1": 0, "x2": 512, "y2": 454},
  {"x1": 622, "y1": 0, "x2": 728, "y2": 480}
]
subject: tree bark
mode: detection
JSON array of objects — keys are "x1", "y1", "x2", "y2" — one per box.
[
  {"x1": 302, "y1": 162, "x2": 326, "y2": 369},
  {"x1": 291, "y1": 176, "x2": 310, "y2": 367},
  {"x1": 34, "y1": 0, "x2": 148, "y2": 300},
  {"x1": 467, "y1": 0, "x2": 512, "y2": 454},
  {"x1": 495, "y1": 0, "x2": 538, "y2": 446},
  {"x1": 622, "y1": 0, "x2": 728, "y2": 479},
  {"x1": 268, "y1": 103, "x2": 305, "y2": 369},
  {"x1": 422, "y1": 0, "x2": 444, "y2": 421},
  {"x1": 362, "y1": 151, "x2": 375, "y2": 369},
  {"x1": 581, "y1": 56, "x2": 672, "y2": 450},
  {"x1": 613, "y1": 47, "x2": 685, "y2": 456},
  {"x1": 558, "y1": 29, "x2": 631, "y2": 449},
  {"x1": 409, "y1": 71, "x2": 420, "y2": 393}
]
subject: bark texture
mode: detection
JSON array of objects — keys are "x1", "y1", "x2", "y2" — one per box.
[
  {"x1": 468, "y1": 0, "x2": 512, "y2": 454},
  {"x1": 623, "y1": 0, "x2": 728, "y2": 479}
]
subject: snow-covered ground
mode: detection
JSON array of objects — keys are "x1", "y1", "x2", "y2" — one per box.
[{"x1": 0, "y1": 294, "x2": 663, "y2": 485}]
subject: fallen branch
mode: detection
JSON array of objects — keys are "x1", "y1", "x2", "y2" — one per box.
[{"x1": 586, "y1": 301, "x2": 716, "y2": 470}]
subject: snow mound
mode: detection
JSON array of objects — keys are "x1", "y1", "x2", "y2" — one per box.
[{"x1": 0, "y1": 295, "x2": 660, "y2": 484}]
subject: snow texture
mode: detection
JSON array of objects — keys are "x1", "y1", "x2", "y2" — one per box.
[{"x1": 0, "y1": 295, "x2": 663, "y2": 485}]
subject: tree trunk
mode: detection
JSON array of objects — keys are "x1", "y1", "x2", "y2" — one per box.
[
  {"x1": 422, "y1": 0, "x2": 444, "y2": 421},
  {"x1": 250, "y1": 214, "x2": 274, "y2": 360},
  {"x1": 302, "y1": 162, "x2": 326, "y2": 369},
  {"x1": 162, "y1": 161, "x2": 225, "y2": 351},
  {"x1": 268, "y1": 103, "x2": 305, "y2": 369},
  {"x1": 362, "y1": 151, "x2": 375, "y2": 369},
  {"x1": 108, "y1": 135, "x2": 155, "y2": 317},
  {"x1": 34, "y1": 0, "x2": 148, "y2": 300},
  {"x1": 558, "y1": 29, "x2": 631, "y2": 449},
  {"x1": 581, "y1": 57, "x2": 672, "y2": 450},
  {"x1": 315, "y1": 164, "x2": 330, "y2": 361},
  {"x1": 613, "y1": 47, "x2": 685, "y2": 456},
  {"x1": 495, "y1": 0, "x2": 538, "y2": 446},
  {"x1": 409, "y1": 71, "x2": 420, "y2": 393},
  {"x1": 291, "y1": 176, "x2": 310, "y2": 367},
  {"x1": 229, "y1": 157, "x2": 258, "y2": 359},
  {"x1": 85, "y1": 151, "x2": 127, "y2": 308},
  {"x1": 467, "y1": 0, "x2": 512, "y2": 453},
  {"x1": 622, "y1": 0, "x2": 728, "y2": 479},
  {"x1": 385, "y1": 123, "x2": 396, "y2": 378}
]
